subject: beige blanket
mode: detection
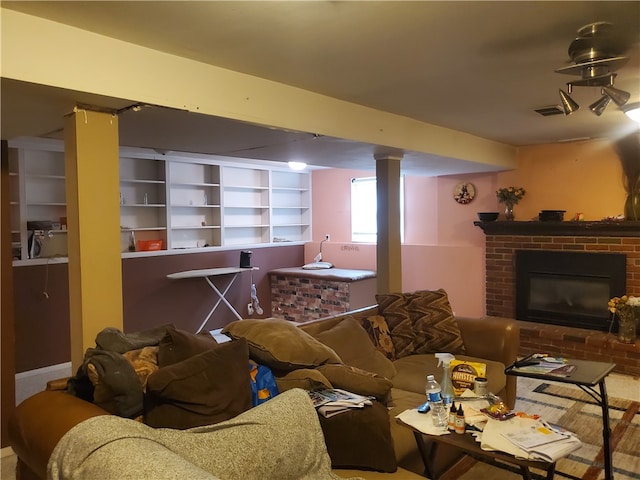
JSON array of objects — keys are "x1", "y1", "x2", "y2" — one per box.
[{"x1": 48, "y1": 388, "x2": 363, "y2": 480}]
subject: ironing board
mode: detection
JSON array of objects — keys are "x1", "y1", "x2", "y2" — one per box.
[{"x1": 167, "y1": 267, "x2": 258, "y2": 333}]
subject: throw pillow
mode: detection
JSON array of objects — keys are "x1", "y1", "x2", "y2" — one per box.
[
  {"x1": 313, "y1": 317, "x2": 397, "y2": 379},
  {"x1": 375, "y1": 292, "x2": 418, "y2": 358},
  {"x1": 274, "y1": 368, "x2": 333, "y2": 393},
  {"x1": 407, "y1": 289, "x2": 466, "y2": 355},
  {"x1": 316, "y1": 364, "x2": 392, "y2": 405},
  {"x1": 144, "y1": 338, "x2": 252, "y2": 429},
  {"x1": 222, "y1": 319, "x2": 342, "y2": 371},
  {"x1": 361, "y1": 314, "x2": 397, "y2": 360},
  {"x1": 318, "y1": 401, "x2": 397, "y2": 472},
  {"x1": 157, "y1": 326, "x2": 219, "y2": 367}
]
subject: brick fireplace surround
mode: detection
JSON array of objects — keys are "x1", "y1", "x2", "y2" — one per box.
[{"x1": 476, "y1": 221, "x2": 640, "y2": 377}]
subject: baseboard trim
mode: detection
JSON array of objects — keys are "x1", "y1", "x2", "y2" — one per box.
[{"x1": 15, "y1": 362, "x2": 72, "y2": 380}]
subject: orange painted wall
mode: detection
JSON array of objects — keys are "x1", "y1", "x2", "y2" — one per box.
[
  {"x1": 309, "y1": 138, "x2": 630, "y2": 318},
  {"x1": 497, "y1": 139, "x2": 625, "y2": 221}
]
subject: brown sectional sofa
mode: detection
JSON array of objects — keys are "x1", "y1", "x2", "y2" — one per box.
[{"x1": 9, "y1": 301, "x2": 519, "y2": 480}]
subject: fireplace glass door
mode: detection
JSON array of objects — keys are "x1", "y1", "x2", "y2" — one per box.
[{"x1": 516, "y1": 250, "x2": 626, "y2": 331}]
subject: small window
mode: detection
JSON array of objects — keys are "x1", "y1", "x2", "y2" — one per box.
[{"x1": 350, "y1": 176, "x2": 404, "y2": 243}]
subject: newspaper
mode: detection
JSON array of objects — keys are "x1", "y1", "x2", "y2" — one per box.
[{"x1": 307, "y1": 388, "x2": 373, "y2": 418}]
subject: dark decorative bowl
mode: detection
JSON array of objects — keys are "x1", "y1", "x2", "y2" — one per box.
[
  {"x1": 477, "y1": 212, "x2": 499, "y2": 222},
  {"x1": 539, "y1": 210, "x2": 566, "y2": 222}
]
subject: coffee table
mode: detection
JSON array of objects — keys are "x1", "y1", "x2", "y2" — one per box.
[
  {"x1": 505, "y1": 357, "x2": 616, "y2": 480},
  {"x1": 397, "y1": 419, "x2": 556, "y2": 480}
]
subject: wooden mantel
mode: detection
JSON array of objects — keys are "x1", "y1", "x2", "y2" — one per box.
[{"x1": 474, "y1": 220, "x2": 640, "y2": 237}]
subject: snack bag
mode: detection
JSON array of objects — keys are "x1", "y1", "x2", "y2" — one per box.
[{"x1": 450, "y1": 360, "x2": 486, "y2": 395}]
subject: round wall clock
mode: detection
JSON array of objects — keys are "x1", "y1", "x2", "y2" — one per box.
[{"x1": 453, "y1": 182, "x2": 476, "y2": 204}]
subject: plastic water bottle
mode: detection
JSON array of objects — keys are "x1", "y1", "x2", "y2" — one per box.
[{"x1": 425, "y1": 374, "x2": 448, "y2": 429}]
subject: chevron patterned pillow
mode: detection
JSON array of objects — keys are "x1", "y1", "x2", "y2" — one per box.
[
  {"x1": 407, "y1": 289, "x2": 466, "y2": 355},
  {"x1": 376, "y1": 289, "x2": 465, "y2": 358}
]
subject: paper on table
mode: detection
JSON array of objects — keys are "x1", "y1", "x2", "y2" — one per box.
[
  {"x1": 396, "y1": 409, "x2": 451, "y2": 436},
  {"x1": 481, "y1": 416, "x2": 581, "y2": 463}
]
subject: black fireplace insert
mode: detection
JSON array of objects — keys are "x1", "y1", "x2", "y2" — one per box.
[{"x1": 515, "y1": 250, "x2": 626, "y2": 331}]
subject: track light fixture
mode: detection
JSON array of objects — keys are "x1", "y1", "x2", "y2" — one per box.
[
  {"x1": 559, "y1": 89, "x2": 580, "y2": 115},
  {"x1": 589, "y1": 95, "x2": 611, "y2": 116},
  {"x1": 601, "y1": 86, "x2": 631, "y2": 107},
  {"x1": 554, "y1": 22, "x2": 635, "y2": 118}
]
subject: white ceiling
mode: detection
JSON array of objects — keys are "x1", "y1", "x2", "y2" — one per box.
[{"x1": 2, "y1": 1, "x2": 639, "y2": 175}]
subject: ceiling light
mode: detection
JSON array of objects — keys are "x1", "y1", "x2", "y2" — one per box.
[
  {"x1": 559, "y1": 89, "x2": 579, "y2": 115},
  {"x1": 623, "y1": 102, "x2": 640, "y2": 123},
  {"x1": 288, "y1": 161, "x2": 307, "y2": 171},
  {"x1": 589, "y1": 95, "x2": 611, "y2": 116},
  {"x1": 554, "y1": 22, "x2": 634, "y2": 120},
  {"x1": 601, "y1": 86, "x2": 631, "y2": 106}
]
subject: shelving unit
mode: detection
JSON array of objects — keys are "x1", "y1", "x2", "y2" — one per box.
[
  {"x1": 119, "y1": 156, "x2": 167, "y2": 252},
  {"x1": 167, "y1": 161, "x2": 222, "y2": 249},
  {"x1": 14, "y1": 147, "x2": 69, "y2": 260},
  {"x1": 8, "y1": 149, "x2": 22, "y2": 259},
  {"x1": 10, "y1": 138, "x2": 312, "y2": 262},
  {"x1": 221, "y1": 166, "x2": 271, "y2": 246},
  {"x1": 270, "y1": 170, "x2": 311, "y2": 243}
]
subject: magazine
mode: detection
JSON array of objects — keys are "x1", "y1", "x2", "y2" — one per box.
[
  {"x1": 308, "y1": 388, "x2": 373, "y2": 418},
  {"x1": 501, "y1": 420, "x2": 582, "y2": 463},
  {"x1": 506, "y1": 354, "x2": 577, "y2": 377},
  {"x1": 511, "y1": 362, "x2": 577, "y2": 377}
]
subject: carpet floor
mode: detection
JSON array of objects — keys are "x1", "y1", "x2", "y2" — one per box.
[{"x1": 449, "y1": 376, "x2": 640, "y2": 480}]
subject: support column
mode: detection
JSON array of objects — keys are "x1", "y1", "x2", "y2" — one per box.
[
  {"x1": 64, "y1": 109, "x2": 122, "y2": 370},
  {"x1": 375, "y1": 153, "x2": 403, "y2": 293}
]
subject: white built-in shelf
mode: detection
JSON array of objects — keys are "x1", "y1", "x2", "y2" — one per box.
[{"x1": 11, "y1": 139, "x2": 311, "y2": 260}]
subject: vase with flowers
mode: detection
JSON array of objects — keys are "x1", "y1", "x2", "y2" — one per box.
[
  {"x1": 608, "y1": 295, "x2": 639, "y2": 343},
  {"x1": 496, "y1": 187, "x2": 526, "y2": 221}
]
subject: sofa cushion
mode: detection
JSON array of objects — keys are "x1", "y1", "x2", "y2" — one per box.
[
  {"x1": 313, "y1": 316, "x2": 397, "y2": 379},
  {"x1": 362, "y1": 314, "x2": 397, "y2": 360},
  {"x1": 144, "y1": 338, "x2": 252, "y2": 429},
  {"x1": 377, "y1": 289, "x2": 465, "y2": 357},
  {"x1": 318, "y1": 401, "x2": 397, "y2": 473},
  {"x1": 317, "y1": 364, "x2": 392, "y2": 404},
  {"x1": 375, "y1": 292, "x2": 417, "y2": 358},
  {"x1": 275, "y1": 368, "x2": 333, "y2": 392},
  {"x1": 222, "y1": 319, "x2": 341, "y2": 371},
  {"x1": 406, "y1": 289, "x2": 466, "y2": 355},
  {"x1": 391, "y1": 354, "x2": 506, "y2": 397},
  {"x1": 158, "y1": 326, "x2": 219, "y2": 367}
]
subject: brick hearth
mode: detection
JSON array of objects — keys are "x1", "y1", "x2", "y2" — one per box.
[{"x1": 476, "y1": 221, "x2": 640, "y2": 377}]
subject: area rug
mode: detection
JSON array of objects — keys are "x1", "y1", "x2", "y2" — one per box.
[{"x1": 450, "y1": 380, "x2": 640, "y2": 480}]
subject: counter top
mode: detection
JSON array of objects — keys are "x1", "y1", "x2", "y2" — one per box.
[{"x1": 269, "y1": 267, "x2": 376, "y2": 282}]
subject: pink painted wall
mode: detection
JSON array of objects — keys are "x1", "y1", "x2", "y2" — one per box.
[
  {"x1": 309, "y1": 169, "x2": 492, "y2": 317},
  {"x1": 309, "y1": 138, "x2": 630, "y2": 318}
]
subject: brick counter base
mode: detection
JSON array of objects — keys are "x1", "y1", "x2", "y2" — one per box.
[{"x1": 515, "y1": 320, "x2": 640, "y2": 377}]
